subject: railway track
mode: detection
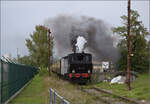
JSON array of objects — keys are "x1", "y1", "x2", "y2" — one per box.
[{"x1": 77, "y1": 86, "x2": 141, "y2": 104}]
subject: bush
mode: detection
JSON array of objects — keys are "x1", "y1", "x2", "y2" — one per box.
[
  {"x1": 38, "y1": 66, "x2": 48, "y2": 76},
  {"x1": 91, "y1": 73, "x2": 101, "y2": 83}
]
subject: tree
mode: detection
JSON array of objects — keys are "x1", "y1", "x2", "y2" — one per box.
[
  {"x1": 26, "y1": 25, "x2": 54, "y2": 67},
  {"x1": 17, "y1": 55, "x2": 35, "y2": 66},
  {"x1": 113, "y1": 10, "x2": 149, "y2": 73}
]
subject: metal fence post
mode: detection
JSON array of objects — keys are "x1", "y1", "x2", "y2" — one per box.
[
  {"x1": 0, "y1": 60, "x2": 2, "y2": 104},
  {"x1": 0, "y1": 60, "x2": 3, "y2": 104},
  {"x1": 49, "y1": 88, "x2": 70, "y2": 104},
  {"x1": 54, "y1": 92, "x2": 56, "y2": 104},
  {"x1": 50, "y1": 88, "x2": 52, "y2": 104},
  {"x1": 62, "y1": 99, "x2": 65, "y2": 104}
]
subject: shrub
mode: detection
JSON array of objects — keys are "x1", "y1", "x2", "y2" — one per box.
[{"x1": 38, "y1": 66, "x2": 48, "y2": 76}]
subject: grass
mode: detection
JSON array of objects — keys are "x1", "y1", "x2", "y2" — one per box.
[
  {"x1": 90, "y1": 73, "x2": 150, "y2": 101},
  {"x1": 9, "y1": 75, "x2": 46, "y2": 104}
]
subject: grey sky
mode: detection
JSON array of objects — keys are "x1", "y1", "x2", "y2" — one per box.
[{"x1": 1, "y1": 1, "x2": 149, "y2": 58}]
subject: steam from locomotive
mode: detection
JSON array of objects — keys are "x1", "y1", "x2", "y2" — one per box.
[
  {"x1": 75, "y1": 36, "x2": 87, "y2": 53},
  {"x1": 44, "y1": 15, "x2": 119, "y2": 62}
]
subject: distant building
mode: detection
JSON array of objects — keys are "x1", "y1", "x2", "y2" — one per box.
[
  {"x1": 93, "y1": 61, "x2": 103, "y2": 73},
  {"x1": 93, "y1": 61, "x2": 114, "y2": 73}
]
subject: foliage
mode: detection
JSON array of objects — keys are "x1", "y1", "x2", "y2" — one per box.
[
  {"x1": 113, "y1": 10, "x2": 149, "y2": 72},
  {"x1": 25, "y1": 25, "x2": 54, "y2": 67},
  {"x1": 17, "y1": 55, "x2": 35, "y2": 66},
  {"x1": 38, "y1": 66, "x2": 48, "y2": 76}
]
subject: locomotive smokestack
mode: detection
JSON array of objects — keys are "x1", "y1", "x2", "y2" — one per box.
[
  {"x1": 71, "y1": 37, "x2": 77, "y2": 53},
  {"x1": 72, "y1": 45, "x2": 76, "y2": 53}
]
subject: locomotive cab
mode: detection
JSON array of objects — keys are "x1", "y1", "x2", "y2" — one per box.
[{"x1": 68, "y1": 53, "x2": 93, "y2": 83}]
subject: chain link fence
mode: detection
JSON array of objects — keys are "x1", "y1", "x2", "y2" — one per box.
[
  {"x1": 0, "y1": 59, "x2": 38, "y2": 104},
  {"x1": 49, "y1": 88, "x2": 70, "y2": 104}
]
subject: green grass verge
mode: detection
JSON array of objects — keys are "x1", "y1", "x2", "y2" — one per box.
[
  {"x1": 93, "y1": 73, "x2": 150, "y2": 101},
  {"x1": 9, "y1": 75, "x2": 46, "y2": 104}
]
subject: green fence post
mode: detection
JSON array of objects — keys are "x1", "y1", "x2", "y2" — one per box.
[
  {"x1": 0, "y1": 60, "x2": 3, "y2": 104},
  {"x1": 0, "y1": 60, "x2": 2, "y2": 104}
]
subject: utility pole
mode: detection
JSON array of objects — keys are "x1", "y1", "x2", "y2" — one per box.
[
  {"x1": 47, "y1": 28, "x2": 51, "y2": 77},
  {"x1": 126, "y1": 0, "x2": 131, "y2": 90}
]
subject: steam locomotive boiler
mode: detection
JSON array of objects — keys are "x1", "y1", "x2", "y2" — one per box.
[{"x1": 52, "y1": 52, "x2": 93, "y2": 83}]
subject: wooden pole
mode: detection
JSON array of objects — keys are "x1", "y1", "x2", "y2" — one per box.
[
  {"x1": 47, "y1": 29, "x2": 51, "y2": 76},
  {"x1": 126, "y1": 0, "x2": 131, "y2": 90}
]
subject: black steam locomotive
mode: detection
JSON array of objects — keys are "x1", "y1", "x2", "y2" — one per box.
[{"x1": 52, "y1": 52, "x2": 93, "y2": 83}]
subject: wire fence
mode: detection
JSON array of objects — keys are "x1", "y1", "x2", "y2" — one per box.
[
  {"x1": 49, "y1": 88, "x2": 70, "y2": 104},
  {"x1": 0, "y1": 59, "x2": 38, "y2": 104}
]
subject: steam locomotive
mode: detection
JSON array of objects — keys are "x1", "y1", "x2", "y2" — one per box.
[{"x1": 52, "y1": 52, "x2": 93, "y2": 83}]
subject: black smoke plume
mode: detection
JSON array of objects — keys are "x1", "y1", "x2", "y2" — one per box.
[{"x1": 44, "y1": 15, "x2": 119, "y2": 62}]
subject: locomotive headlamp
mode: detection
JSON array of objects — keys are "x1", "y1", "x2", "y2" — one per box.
[
  {"x1": 88, "y1": 70, "x2": 90, "y2": 73},
  {"x1": 72, "y1": 70, "x2": 75, "y2": 73}
]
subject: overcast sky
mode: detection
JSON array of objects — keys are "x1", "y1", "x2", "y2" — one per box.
[{"x1": 1, "y1": 1, "x2": 149, "y2": 58}]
